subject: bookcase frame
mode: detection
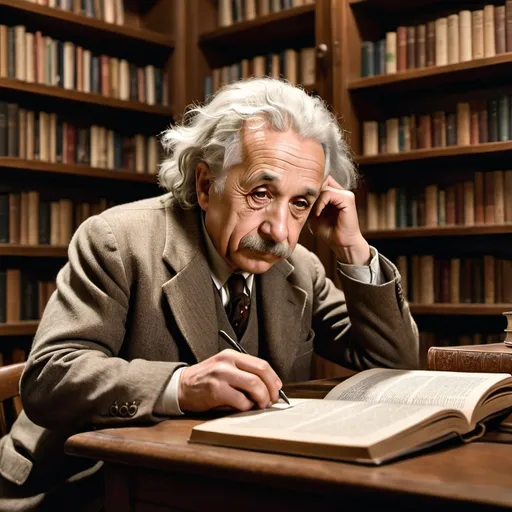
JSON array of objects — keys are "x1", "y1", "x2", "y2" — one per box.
[
  {"x1": 335, "y1": 0, "x2": 512, "y2": 360},
  {"x1": 0, "y1": 0, "x2": 187, "y2": 343}
]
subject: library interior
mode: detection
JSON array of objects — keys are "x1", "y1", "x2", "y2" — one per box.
[{"x1": 0, "y1": 0, "x2": 512, "y2": 511}]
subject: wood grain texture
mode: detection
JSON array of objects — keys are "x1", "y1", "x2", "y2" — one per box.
[
  {"x1": 0, "y1": 0, "x2": 174, "y2": 48},
  {"x1": 349, "y1": 54, "x2": 512, "y2": 92},
  {"x1": 0, "y1": 321, "x2": 39, "y2": 336},
  {"x1": 0, "y1": 158, "x2": 159, "y2": 183},
  {"x1": 363, "y1": 225, "x2": 512, "y2": 239},
  {"x1": 409, "y1": 304, "x2": 512, "y2": 315},
  {"x1": 0, "y1": 78, "x2": 174, "y2": 117},
  {"x1": 66, "y1": 409, "x2": 512, "y2": 510}
]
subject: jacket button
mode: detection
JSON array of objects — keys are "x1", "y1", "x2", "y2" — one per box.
[
  {"x1": 109, "y1": 402, "x2": 119, "y2": 416},
  {"x1": 128, "y1": 402, "x2": 138, "y2": 417},
  {"x1": 119, "y1": 403, "x2": 129, "y2": 417}
]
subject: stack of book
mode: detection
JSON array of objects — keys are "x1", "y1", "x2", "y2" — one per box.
[
  {"x1": 428, "y1": 312, "x2": 512, "y2": 373},
  {"x1": 505, "y1": 311, "x2": 512, "y2": 347}
]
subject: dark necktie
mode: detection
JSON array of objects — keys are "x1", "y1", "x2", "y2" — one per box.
[{"x1": 226, "y1": 273, "x2": 250, "y2": 340}]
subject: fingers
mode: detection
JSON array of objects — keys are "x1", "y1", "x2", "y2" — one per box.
[
  {"x1": 322, "y1": 175, "x2": 344, "y2": 190},
  {"x1": 227, "y1": 351, "x2": 281, "y2": 403},
  {"x1": 216, "y1": 385, "x2": 256, "y2": 412},
  {"x1": 179, "y1": 351, "x2": 282, "y2": 413}
]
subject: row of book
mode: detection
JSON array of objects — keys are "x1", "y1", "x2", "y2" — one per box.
[
  {"x1": 362, "y1": 96, "x2": 512, "y2": 156},
  {"x1": 0, "y1": 193, "x2": 115, "y2": 246},
  {"x1": 0, "y1": 268, "x2": 56, "y2": 323},
  {"x1": 0, "y1": 25, "x2": 168, "y2": 106},
  {"x1": 22, "y1": 0, "x2": 125, "y2": 25},
  {"x1": 218, "y1": 0, "x2": 314, "y2": 27},
  {"x1": 358, "y1": 171, "x2": 512, "y2": 231},
  {"x1": 205, "y1": 48, "x2": 315, "y2": 98},
  {"x1": 361, "y1": 3, "x2": 512, "y2": 77},
  {"x1": 0, "y1": 102, "x2": 162, "y2": 172},
  {"x1": 394, "y1": 255, "x2": 512, "y2": 305}
]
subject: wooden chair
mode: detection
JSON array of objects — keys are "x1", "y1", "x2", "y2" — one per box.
[{"x1": 0, "y1": 363, "x2": 26, "y2": 437}]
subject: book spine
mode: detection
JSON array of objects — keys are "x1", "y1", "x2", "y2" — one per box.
[{"x1": 428, "y1": 347, "x2": 512, "y2": 373}]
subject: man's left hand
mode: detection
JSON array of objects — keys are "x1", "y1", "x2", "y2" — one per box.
[{"x1": 309, "y1": 176, "x2": 370, "y2": 266}]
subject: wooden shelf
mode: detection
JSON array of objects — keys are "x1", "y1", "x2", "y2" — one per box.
[
  {"x1": 363, "y1": 225, "x2": 512, "y2": 239},
  {"x1": 199, "y1": 4, "x2": 315, "y2": 47},
  {"x1": 356, "y1": 141, "x2": 512, "y2": 166},
  {"x1": 0, "y1": 0, "x2": 174, "y2": 49},
  {"x1": 349, "y1": 54, "x2": 512, "y2": 94},
  {"x1": 0, "y1": 78, "x2": 173, "y2": 117},
  {"x1": 0, "y1": 158, "x2": 159, "y2": 183},
  {"x1": 409, "y1": 304, "x2": 511, "y2": 316},
  {"x1": 0, "y1": 321, "x2": 39, "y2": 336},
  {"x1": 0, "y1": 245, "x2": 67, "y2": 257},
  {"x1": 349, "y1": 0, "x2": 448, "y2": 10}
]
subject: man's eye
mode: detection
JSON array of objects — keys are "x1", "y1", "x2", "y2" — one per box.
[
  {"x1": 293, "y1": 200, "x2": 310, "y2": 210},
  {"x1": 252, "y1": 190, "x2": 268, "y2": 200}
]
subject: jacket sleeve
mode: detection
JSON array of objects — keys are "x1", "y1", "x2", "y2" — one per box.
[
  {"x1": 310, "y1": 251, "x2": 420, "y2": 371},
  {"x1": 20, "y1": 215, "x2": 184, "y2": 431}
]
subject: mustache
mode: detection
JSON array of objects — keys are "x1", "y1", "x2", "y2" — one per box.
[{"x1": 239, "y1": 234, "x2": 292, "y2": 259}]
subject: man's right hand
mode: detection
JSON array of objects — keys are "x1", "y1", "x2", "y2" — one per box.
[{"x1": 177, "y1": 349, "x2": 283, "y2": 413}]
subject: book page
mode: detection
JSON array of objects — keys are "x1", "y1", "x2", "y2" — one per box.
[
  {"x1": 323, "y1": 368, "x2": 510, "y2": 423},
  {"x1": 193, "y1": 399, "x2": 462, "y2": 447}
]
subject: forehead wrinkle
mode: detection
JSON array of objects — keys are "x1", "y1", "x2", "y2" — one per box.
[
  {"x1": 245, "y1": 152, "x2": 324, "y2": 178},
  {"x1": 248, "y1": 145, "x2": 323, "y2": 167}
]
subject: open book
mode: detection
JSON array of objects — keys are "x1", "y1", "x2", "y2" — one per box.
[{"x1": 189, "y1": 368, "x2": 512, "y2": 465}]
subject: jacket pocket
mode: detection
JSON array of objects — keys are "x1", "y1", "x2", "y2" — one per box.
[
  {"x1": 291, "y1": 329, "x2": 315, "y2": 382},
  {"x1": 0, "y1": 435, "x2": 33, "y2": 485}
]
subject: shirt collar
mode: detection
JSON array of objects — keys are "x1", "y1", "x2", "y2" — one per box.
[{"x1": 201, "y1": 214, "x2": 252, "y2": 291}]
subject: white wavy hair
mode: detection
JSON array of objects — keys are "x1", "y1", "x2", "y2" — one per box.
[{"x1": 158, "y1": 77, "x2": 357, "y2": 208}]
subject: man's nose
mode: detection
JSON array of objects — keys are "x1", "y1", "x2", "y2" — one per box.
[{"x1": 259, "y1": 203, "x2": 289, "y2": 243}]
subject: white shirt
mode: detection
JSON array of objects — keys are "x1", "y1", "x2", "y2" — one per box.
[{"x1": 155, "y1": 223, "x2": 384, "y2": 416}]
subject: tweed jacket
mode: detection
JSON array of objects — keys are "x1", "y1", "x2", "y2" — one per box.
[{"x1": 0, "y1": 193, "x2": 419, "y2": 510}]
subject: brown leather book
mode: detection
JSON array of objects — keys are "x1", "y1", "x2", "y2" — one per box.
[
  {"x1": 397, "y1": 26, "x2": 407, "y2": 71},
  {"x1": 428, "y1": 343, "x2": 512, "y2": 373}
]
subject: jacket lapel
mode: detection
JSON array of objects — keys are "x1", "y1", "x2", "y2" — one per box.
[
  {"x1": 259, "y1": 259, "x2": 308, "y2": 380},
  {"x1": 161, "y1": 201, "x2": 219, "y2": 363}
]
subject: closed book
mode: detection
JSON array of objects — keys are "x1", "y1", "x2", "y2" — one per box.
[
  {"x1": 385, "y1": 32, "x2": 397, "y2": 74},
  {"x1": 416, "y1": 24, "x2": 426, "y2": 68},
  {"x1": 0, "y1": 194, "x2": 8, "y2": 243},
  {"x1": 507, "y1": 1, "x2": 512, "y2": 52},
  {"x1": 483, "y1": 5, "x2": 496, "y2": 58},
  {"x1": 407, "y1": 26, "x2": 415, "y2": 69},
  {"x1": 496, "y1": 5, "x2": 506, "y2": 54},
  {"x1": 459, "y1": 10, "x2": 472, "y2": 61},
  {"x1": 396, "y1": 26, "x2": 407, "y2": 71},
  {"x1": 428, "y1": 344, "x2": 512, "y2": 373}
]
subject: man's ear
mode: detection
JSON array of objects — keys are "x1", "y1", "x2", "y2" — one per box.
[{"x1": 196, "y1": 162, "x2": 214, "y2": 211}]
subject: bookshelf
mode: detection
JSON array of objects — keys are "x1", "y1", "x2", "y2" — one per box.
[
  {"x1": 334, "y1": 0, "x2": 512, "y2": 367},
  {"x1": 0, "y1": 0, "x2": 184, "y2": 364},
  {"x1": 0, "y1": 157, "x2": 159, "y2": 182},
  {"x1": 0, "y1": 0, "x2": 175, "y2": 49},
  {"x1": 0, "y1": 77, "x2": 174, "y2": 116},
  {"x1": 364, "y1": 225, "x2": 512, "y2": 239},
  {"x1": 409, "y1": 304, "x2": 510, "y2": 315}
]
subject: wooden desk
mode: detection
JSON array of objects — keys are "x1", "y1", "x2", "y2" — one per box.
[{"x1": 65, "y1": 378, "x2": 512, "y2": 512}]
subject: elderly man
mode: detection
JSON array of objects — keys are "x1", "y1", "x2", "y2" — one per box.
[{"x1": 0, "y1": 78, "x2": 418, "y2": 511}]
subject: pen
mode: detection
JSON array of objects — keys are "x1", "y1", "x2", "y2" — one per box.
[{"x1": 219, "y1": 329, "x2": 291, "y2": 406}]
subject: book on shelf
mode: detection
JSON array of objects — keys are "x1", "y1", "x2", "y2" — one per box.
[
  {"x1": 189, "y1": 368, "x2": 512, "y2": 465},
  {"x1": 360, "y1": 3, "x2": 512, "y2": 79},
  {"x1": 0, "y1": 23, "x2": 168, "y2": 106},
  {"x1": 359, "y1": 171, "x2": 512, "y2": 231},
  {"x1": 362, "y1": 94, "x2": 512, "y2": 157},
  {"x1": 505, "y1": 311, "x2": 512, "y2": 346},
  {"x1": 207, "y1": 47, "x2": 315, "y2": 100}
]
